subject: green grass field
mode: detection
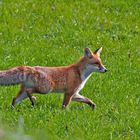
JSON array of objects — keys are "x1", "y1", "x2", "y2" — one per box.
[{"x1": 0, "y1": 0, "x2": 140, "y2": 139}]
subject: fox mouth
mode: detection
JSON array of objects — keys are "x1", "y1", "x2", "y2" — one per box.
[{"x1": 99, "y1": 68, "x2": 107, "y2": 73}]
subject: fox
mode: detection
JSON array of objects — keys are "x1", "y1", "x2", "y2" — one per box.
[{"x1": 0, "y1": 47, "x2": 107, "y2": 109}]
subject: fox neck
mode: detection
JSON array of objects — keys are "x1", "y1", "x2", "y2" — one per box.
[
  {"x1": 81, "y1": 66, "x2": 93, "y2": 81},
  {"x1": 75, "y1": 57, "x2": 93, "y2": 81}
]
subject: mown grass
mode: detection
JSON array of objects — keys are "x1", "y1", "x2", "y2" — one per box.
[{"x1": 0, "y1": 0, "x2": 140, "y2": 139}]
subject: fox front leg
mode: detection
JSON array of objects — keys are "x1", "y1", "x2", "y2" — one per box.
[
  {"x1": 62, "y1": 93, "x2": 73, "y2": 109},
  {"x1": 72, "y1": 93, "x2": 96, "y2": 109}
]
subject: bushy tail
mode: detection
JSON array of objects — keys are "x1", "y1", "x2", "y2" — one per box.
[{"x1": 0, "y1": 66, "x2": 27, "y2": 86}]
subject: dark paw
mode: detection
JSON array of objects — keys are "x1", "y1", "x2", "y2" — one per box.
[
  {"x1": 11, "y1": 98, "x2": 16, "y2": 108},
  {"x1": 90, "y1": 103, "x2": 96, "y2": 109},
  {"x1": 11, "y1": 105, "x2": 15, "y2": 109}
]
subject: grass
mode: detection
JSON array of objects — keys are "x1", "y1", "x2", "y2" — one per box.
[{"x1": 0, "y1": 0, "x2": 140, "y2": 139}]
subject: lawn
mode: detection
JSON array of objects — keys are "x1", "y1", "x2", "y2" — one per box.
[{"x1": 0, "y1": 0, "x2": 140, "y2": 139}]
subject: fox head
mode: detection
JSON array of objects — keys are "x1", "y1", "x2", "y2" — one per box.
[{"x1": 84, "y1": 47, "x2": 107, "y2": 73}]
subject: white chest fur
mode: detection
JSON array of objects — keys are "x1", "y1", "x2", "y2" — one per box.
[{"x1": 75, "y1": 71, "x2": 92, "y2": 94}]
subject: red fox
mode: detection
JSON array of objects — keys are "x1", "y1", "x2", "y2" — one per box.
[{"x1": 0, "y1": 48, "x2": 107, "y2": 109}]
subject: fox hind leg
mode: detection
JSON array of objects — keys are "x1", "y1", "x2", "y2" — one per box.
[
  {"x1": 26, "y1": 89, "x2": 36, "y2": 106},
  {"x1": 12, "y1": 87, "x2": 36, "y2": 108},
  {"x1": 12, "y1": 89, "x2": 28, "y2": 108}
]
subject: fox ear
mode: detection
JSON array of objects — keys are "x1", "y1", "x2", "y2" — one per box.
[
  {"x1": 94, "y1": 47, "x2": 102, "y2": 56},
  {"x1": 84, "y1": 48, "x2": 92, "y2": 58}
]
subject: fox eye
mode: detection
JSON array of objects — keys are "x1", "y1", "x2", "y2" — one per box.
[
  {"x1": 90, "y1": 62, "x2": 99, "y2": 65},
  {"x1": 89, "y1": 56, "x2": 93, "y2": 59},
  {"x1": 94, "y1": 62, "x2": 99, "y2": 65}
]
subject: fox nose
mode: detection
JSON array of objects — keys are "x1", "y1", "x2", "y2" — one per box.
[{"x1": 104, "y1": 69, "x2": 107, "y2": 72}]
